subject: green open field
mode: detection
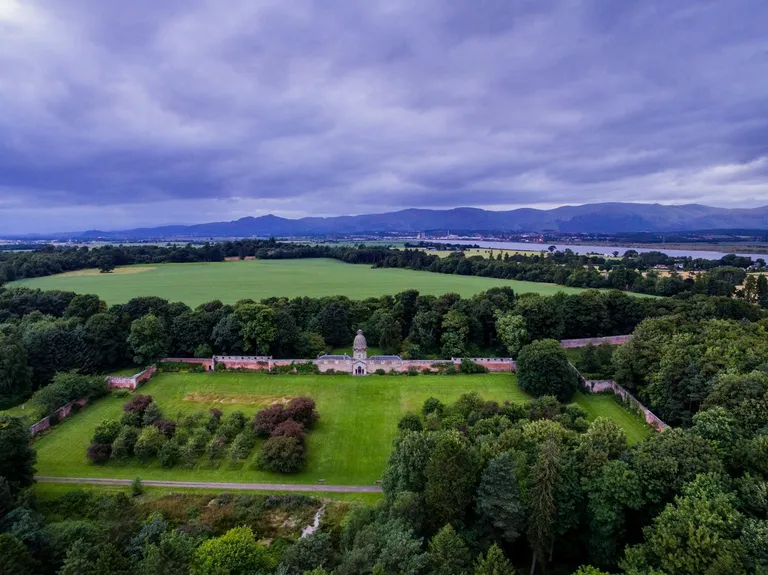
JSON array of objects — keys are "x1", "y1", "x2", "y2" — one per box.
[
  {"x1": 10, "y1": 258, "x2": 598, "y2": 306},
  {"x1": 30, "y1": 372, "x2": 651, "y2": 486}
]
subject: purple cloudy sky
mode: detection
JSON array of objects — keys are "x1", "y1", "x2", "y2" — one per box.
[{"x1": 1, "y1": 0, "x2": 767, "y2": 233}]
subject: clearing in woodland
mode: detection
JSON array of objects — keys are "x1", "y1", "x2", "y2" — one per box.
[
  {"x1": 31, "y1": 372, "x2": 651, "y2": 486},
  {"x1": 11, "y1": 258, "x2": 599, "y2": 306}
]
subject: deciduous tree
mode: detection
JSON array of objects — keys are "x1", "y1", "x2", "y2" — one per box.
[
  {"x1": 234, "y1": 303, "x2": 277, "y2": 355},
  {"x1": 0, "y1": 415, "x2": 36, "y2": 495},
  {"x1": 128, "y1": 314, "x2": 169, "y2": 365},
  {"x1": 517, "y1": 339, "x2": 578, "y2": 402},
  {"x1": 192, "y1": 526, "x2": 274, "y2": 575},
  {"x1": 495, "y1": 313, "x2": 528, "y2": 356}
]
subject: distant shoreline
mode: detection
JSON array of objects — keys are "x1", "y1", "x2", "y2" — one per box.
[{"x1": 553, "y1": 241, "x2": 768, "y2": 255}]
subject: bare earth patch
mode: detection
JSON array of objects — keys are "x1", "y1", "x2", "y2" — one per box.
[
  {"x1": 56, "y1": 266, "x2": 156, "y2": 278},
  {"x1": 183, "y1": 393, "x2": 296, "y2": 406}
]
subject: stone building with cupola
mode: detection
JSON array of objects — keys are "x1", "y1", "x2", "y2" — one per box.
[
  {"x1": 211, "y1": 329, "x2": 515, "y2": 375},
  {"x1": 316, "y1": 329, "x2": 408, "y2": 375}
]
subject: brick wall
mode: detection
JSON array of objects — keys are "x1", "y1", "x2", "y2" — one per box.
[
  {"x1": 161, "y1": 358, "x2": 214, "y2": 371},
  {"x1": 217, "y1": 359, "x2": 270, "y2": 371},
  {"x1": 29, "y1": 398, "x2": 88, "y2": 437},
  {"x1": 107, "y1": 376, "x2": 136, "y2": 389},
  {"x1": 560, "y1": 335, "x2": 633, "y2": 348},
  {"x1": 135, "y1": 365, "x2": 157, "y2": 385},
  {"x1": 471, "y1": 358, "x2": 516, "y2": 372},
  {"x1": 106, "y1": 365, "x2": 157, "y2": 391},
  {"x1": 213, "y1": 356, "x2": 274, "y2": 371}
]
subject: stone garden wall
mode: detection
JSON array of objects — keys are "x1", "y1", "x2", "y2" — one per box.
[
  {"x1": 161, "y1": 357, "x2": 215, "y2": 371},
  {"x1": 560, "y1": 335, "x2": 633, "y2": 348},
  {"x1": 29, "y1": 398, "x2": 88, "y2": 437},
  {"x1": 106, "y1": 365, "x2": 157, "y2": 391},
  {"x1": 581, "y1": 378, "x2": 668, "y2": 431},
  {"x1": 163, "y1": 356, "x2": 515, "y2": 373}
]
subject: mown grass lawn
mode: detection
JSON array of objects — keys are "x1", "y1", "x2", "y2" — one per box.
[
  {"x1": 10, "y1": 258, "x2": 600, "y2": 306},
  {"x1": 32, "y1": 372, "x2": 651, "y2": 485},
  {"x1": 572, "y1": 391, "x2": 653, "y2": 444}
]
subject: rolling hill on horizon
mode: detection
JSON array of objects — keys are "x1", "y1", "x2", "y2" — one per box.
[{"x1": 13, "y1": 202, "x2": 768, "y2": 239}]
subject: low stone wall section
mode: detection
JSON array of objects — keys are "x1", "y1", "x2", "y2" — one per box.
[
  {"x1": 582, "y1": 379, "x2": 668, "y2": 431},
  {"x1": 471, "y1": 358, "x2": 516, "y2": 372},
  {"x1": 106, "y1": 365, "x2": 157, "y2": 391},
  {"x1": 30, "y1": 398, "x2": 88, "y2": 437},
  {"x1": 213, "y1": 357, "x2": 313, "y2": 371},
  {"x1": 161, "y1": 358, "x2": 214, "y2": 371},
  {"x1": 560, "y1": 335, "x2": 632, "y2": 348}
]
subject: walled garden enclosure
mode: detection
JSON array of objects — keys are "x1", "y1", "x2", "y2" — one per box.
[{"x1": 31, "y1": 372, "x2": 651, "y2": 485}]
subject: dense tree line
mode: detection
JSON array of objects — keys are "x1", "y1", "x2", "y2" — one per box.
[
  {"x1": 612, "y1": 316, "x2": 768, "y2": 427},
  {"x1": 0, "y1": 283, "x2": 763, "y2": 408},
  {"x1": 2, "y1": 240, "x2": 767, "y2": 300}
]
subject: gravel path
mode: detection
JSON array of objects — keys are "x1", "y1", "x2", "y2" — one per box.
[{"x1": 36, "y1": 476, "x2": 382, "y2": 493}]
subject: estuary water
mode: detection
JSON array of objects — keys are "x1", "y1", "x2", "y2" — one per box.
[{"x1": 430, "y1": 239, "x2": 765, "y2": 260}]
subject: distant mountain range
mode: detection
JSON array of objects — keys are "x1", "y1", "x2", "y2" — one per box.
[{"x1": 23, "y1": 203, "x2": 768, "y2": 239}]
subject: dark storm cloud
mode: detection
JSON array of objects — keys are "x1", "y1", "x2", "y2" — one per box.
[{"x1": 0, "y1": 0, "x2": 766, "y2": 233}]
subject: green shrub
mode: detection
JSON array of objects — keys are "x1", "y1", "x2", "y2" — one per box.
[
  {"x1": 422, "y1": 397, "x2": 445, "y2": 417},
  {"x1": 398, "y1": 412, "x2": 423, "y2": 432},
  {"x1": 111, "y1": 426, "x2": 138, "y2": 459},
  {"x1": 159, "y1": 440, "x2": 180, "y2": 468},
  {"x1": 86, "y1": 443, "x2": 111, "y2": 464},
  {"x1": 517, "y1": 339, "x2": 579, "y2": 402},
  {"x1": 131, "y1": 477, "x2": 143, "y2": 497},
  {"x1": 157, "y1": 362, "x2": 207, "y2": 373},
  {"x1": 230, "y1": 430, "x2": 257, "y2": 464},
  {"x1": 30, "y1": 372, "x2": 108, "y2": 414},
  {"x1": 179, "y1": 413, "x2": 204, "y2": 430},
  {"x1": 218, "y1": 412, "x2": 247, "y2": 441},
  {"x1": 134, "y1": 426, "x2": 165, "y2": 462},
  {"x1": 120, "y1": 411, "x2": 142, "y2": 428},
  {"x1": 188, "y1": 428, "x2": 212, "y2": 455},
  {"x1": 207, "y1": 436, "x2": 227, "y2": 463},
  {"x1": 141, "y1": 402, "x2": 163, "y2": 426},
  {"x1": 460, "y1": 358, "x2": 489, "y2": 374},
  {"x1": 257, "y1": 436, "x2": 305, "y2": 473},
  {"x1": 92, "y1": 420, "x2": 122, "y2": 445},
  {"x1": 180, "y1": 442, "x2": 200, "y2": 468}
]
